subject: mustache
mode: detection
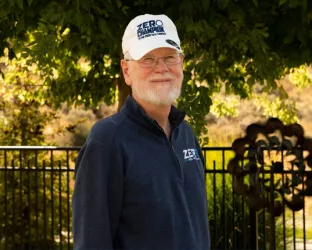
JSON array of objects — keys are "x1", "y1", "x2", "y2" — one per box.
[{"x1": 149, "y1": 77, "x2": 174, "y2": 82}]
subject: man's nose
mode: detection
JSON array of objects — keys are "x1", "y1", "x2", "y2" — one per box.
[{"x1": 153, "y1": 58, "x2": 169, "y2": 73}]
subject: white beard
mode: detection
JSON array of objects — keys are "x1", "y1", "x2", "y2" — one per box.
[{"x1": 134, "y1": 83, "x2": 181, "y2": 106}]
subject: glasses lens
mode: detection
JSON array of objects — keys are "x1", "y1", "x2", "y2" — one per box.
[
  {"x1": 138, "y1": 53, "x2": 182, "y2": 68},
  {"x1": 140, "y1": 57, "x2": 156, "y2": 67},
  {"x1": 165, "y1": 54, "x2": 181, "y2": 65}
]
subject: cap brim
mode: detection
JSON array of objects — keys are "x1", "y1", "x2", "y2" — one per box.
[{"x1": 128, "y1": 36, "x2": 182, "y2": 60}]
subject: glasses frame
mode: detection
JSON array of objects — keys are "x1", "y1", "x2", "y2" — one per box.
[{"x1": 125, "y1": 52, "x2": 184, "y2": 68}]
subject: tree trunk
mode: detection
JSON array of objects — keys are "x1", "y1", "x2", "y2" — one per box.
[{"x1": 116, "y1": 74, "x2": 132, "y2": 111}]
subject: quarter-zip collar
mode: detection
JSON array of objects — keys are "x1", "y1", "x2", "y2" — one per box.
[{"x1": 120, "y1": 95, "x2": 186, "y2": 134}]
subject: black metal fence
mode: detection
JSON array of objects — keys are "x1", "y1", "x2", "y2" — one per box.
[{"x1": 0, "y1": 146, "x2": 310, "y2": 250}]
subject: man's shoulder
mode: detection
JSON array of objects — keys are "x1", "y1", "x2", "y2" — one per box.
[
  {"x1": 180, "y1": 120, "x2": 194, "y2": 134},
  {"x1": 87, "y1": 112, "x2": 127, "y2": 144}
]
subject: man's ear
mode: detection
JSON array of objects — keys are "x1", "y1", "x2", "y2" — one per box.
[{"x1": 121, "y1": 59, "x2": 132, "y2": 86}]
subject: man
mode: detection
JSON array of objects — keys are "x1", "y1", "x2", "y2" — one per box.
[{"x1": 72, "y1": 14, "x2": 210, "y2": 250}]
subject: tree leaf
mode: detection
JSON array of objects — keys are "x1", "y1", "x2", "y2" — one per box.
[
  {"x1": 21, "y1": 52, "x2": 29, "y2": 58},
  {"x1": 98, "y1": 18, "x2": 114, "y2": 40},
  {"x1": 202, "y1": 0, "x2": 210, "y2": 11},
  {"x1": 280, "y1": 0, "x2": 288, "y2": 5},
  {"x1": 284, "y1": 30, "x2": 295, "y2": 44},
  {"x1": 27, "y1": 0, "x2": 33, "y2": 6},
  {"x1": 16, "y1": 0, "x2": 23, "y2": 10},
  {"x1": 8, "y1": 48, "x2": 16, "y2": 60},
  {"x1": 217, "y1": 0, "x2": 230, "y2": 9},
  {"x1": 302, "y1": 0, "x2": 307, "y2": 12}
]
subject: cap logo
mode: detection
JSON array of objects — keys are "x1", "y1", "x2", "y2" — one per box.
[
  {"x1": 137, "y1": 20, "x2": 166, "y2": 40},
  {"x1": 166, "y1": 39, "x2": 181, "y2": 50}
]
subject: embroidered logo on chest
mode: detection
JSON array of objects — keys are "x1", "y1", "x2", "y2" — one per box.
[{"x1": 183, "y1": 149, "x2": 200, "y2": 162}]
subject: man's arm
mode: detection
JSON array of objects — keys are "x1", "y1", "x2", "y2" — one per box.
[
  {"x1": 194, "y1": 137, "x2": 205, "y2": 170},
  {"x1": 72, "y1": 138, "x2": 123, "y2": 250}
]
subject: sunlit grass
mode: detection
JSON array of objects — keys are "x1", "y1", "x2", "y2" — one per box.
[
  {"x1": 284, "y1": 208, "x2": 312, "y2": 241},
  {"x1": 295, "y1": 227, "x2": 312, "y2": 240}
]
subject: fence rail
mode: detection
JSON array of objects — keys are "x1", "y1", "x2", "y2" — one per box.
[{"x1": 0, "y1": 146, "x2": 311, "y2": 250}]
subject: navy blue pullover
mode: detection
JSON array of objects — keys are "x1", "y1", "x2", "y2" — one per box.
[{"x1": 72, "y1": 96, "x2": 210, "y2": 250}]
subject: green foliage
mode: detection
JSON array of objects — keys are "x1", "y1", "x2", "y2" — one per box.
[
  {"x1": 210, "y1": 94, "x2": 240, "y2": 118},
  {"x1": 178, "y1": 79, "x2": 212, "y2": 144},
  {"x1": 0, "y1": 49, "x2": 55, "y2": 146},
  {"x1": 289, "y1": 65, "x2": 312, "y2": 89},
  {"x1": 0, "y1": 50, "x2": 75, "y2": 248},
  {"x1": 1, "y1": 0, "x2": 312, "y2": 137},
  {"x1": 295, "y1": 225, "x2": 312, "y2": 240},
  {"x1": 254, "y1": 93, "x2": 299, "y2": 124}
]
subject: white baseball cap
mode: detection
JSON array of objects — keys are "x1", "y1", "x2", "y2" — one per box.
[{"x1": 122, "y1": 14, "x2": 182, "y2": 60}]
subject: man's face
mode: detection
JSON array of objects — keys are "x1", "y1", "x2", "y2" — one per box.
[{"x1": 121, "y1": 47, "x2": 184, "y2": 106}]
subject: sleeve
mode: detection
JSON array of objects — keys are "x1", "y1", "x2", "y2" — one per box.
[
  {"x1": 72, "y1": 138, "x2": 123, "y2": 250},
  {"x1": 194, "y1": 136, "x2": 211, "y2": 249},
  {"x1": 194, "y1": 136, "x2": 206, "y2": 171}
]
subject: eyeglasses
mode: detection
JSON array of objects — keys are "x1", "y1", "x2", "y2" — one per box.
[{"x1": 126, "y1": 53, "x2": 183, "y2": 68}]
